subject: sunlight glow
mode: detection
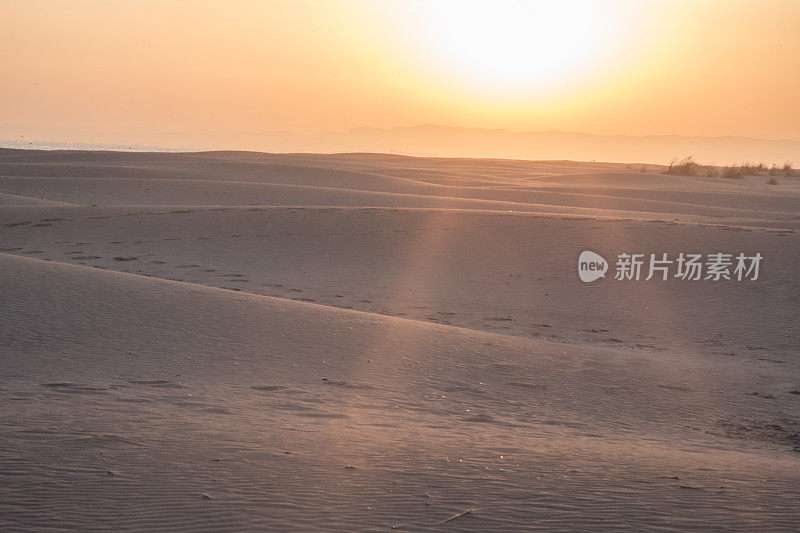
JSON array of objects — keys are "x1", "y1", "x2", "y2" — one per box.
[{"x1": 404, "y1": 0, "x2": 627, "y2": 95}]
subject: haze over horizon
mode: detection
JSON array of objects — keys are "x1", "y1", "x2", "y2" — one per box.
[
  {"x1": 5, "y1": 124, "x2": 800, "y2": 167},
  {"x1": 3, "y1": 0, "x2": 800, "y2": 163}
]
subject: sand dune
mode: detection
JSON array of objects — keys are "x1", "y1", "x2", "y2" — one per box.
[
  {"x1": 3, "y1": 253, "x2": 800, "y2": 530},
  {"x1": 0, "y1": 204, "x2": 797, "y2": 354},
  {"x1": 1, "y1": 150, "x2": 799, "y2": 530},
  {"x1": 2, "y1": 149, "x2": 799, "y2": 228}
]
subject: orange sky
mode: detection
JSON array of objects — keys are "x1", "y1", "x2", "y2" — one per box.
[{"x1": 2, "y1": 0, "x2": 799, "y2": 150}]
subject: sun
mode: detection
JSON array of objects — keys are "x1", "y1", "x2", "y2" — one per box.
[{"x1": 403, "y1": 0, "x2": 626, "y2": 96}]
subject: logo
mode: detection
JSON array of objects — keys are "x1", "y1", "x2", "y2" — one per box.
[
  {"x1": 578, "y1": 250, "x2": 608, "y2": 282},
  {"x1": 577, "y1": 250, "x2": 762, "y2": 282}
]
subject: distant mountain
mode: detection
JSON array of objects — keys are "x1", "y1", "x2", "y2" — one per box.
[
  {"x1": 5, "y1": 124, "x2": 800, "y2": 165},
  {"x1": 307, "y1": 124, "x2": 800, "y2": 165}
]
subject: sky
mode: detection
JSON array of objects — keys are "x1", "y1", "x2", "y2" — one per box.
[{"x1": 2, "y1": 0, "x2": 800, "y2": 152}]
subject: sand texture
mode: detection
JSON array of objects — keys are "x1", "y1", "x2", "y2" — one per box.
[{"x1": 1, "y1": 149, "x2": 799, "y2": 531}]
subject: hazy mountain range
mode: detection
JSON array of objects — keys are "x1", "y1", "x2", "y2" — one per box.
[
  {"x1": 281, "y1": 124, "x2": 800, "y2": 165},
  {"x1": 4, "y1": 124, "x2": 800, "y2": 165}
]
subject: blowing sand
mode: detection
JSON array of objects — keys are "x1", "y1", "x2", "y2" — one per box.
[{"x1": 1, "y1": 149, "x2": 799, "y2": 530}]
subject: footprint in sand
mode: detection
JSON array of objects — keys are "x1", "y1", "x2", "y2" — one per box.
[
  {"x1": 251, "y1": 385, "x2": 289, "y2": 392},
  {"x1": 379, "y1": 310, "x2": 406, "y2": 317},
  {"x1": 41, "y1": 382, "x2": 107, "y2": 394},
  {"x1": 127, "y1": 379, "x2": 187, "y2": 389},
  {"x1": 657, "y1": 384, "x2": 692, "y2": 392}
]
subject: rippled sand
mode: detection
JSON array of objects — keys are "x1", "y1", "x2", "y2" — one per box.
[{"x1": 1, "y1": 149, "x2": 799, "y2": 530}]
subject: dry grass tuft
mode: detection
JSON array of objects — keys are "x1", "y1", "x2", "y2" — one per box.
[
  {"x1": 663, "y1": 156, "x2": 704, "y2": 177},
  {"x1": 720, "y1": 165, "x2": 745, "y2": 179},
  {"x1": 663, "y1": 157, "x2": 798, "y2": 179}
]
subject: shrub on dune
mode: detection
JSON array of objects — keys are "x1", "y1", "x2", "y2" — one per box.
[
  {"x1": 662, "y1": 156, "x2": 781, "y2": 179},
  {"x1": 721, "y1": 165, "x2": 745, "y2": 179},
  {"x1": 663, "y1": 156, "x2": 703, "y2": 176}
]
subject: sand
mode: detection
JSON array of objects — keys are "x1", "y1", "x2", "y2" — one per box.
[{"x1": 1, "y1": 148, "x2": 799, "y2": 530}]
